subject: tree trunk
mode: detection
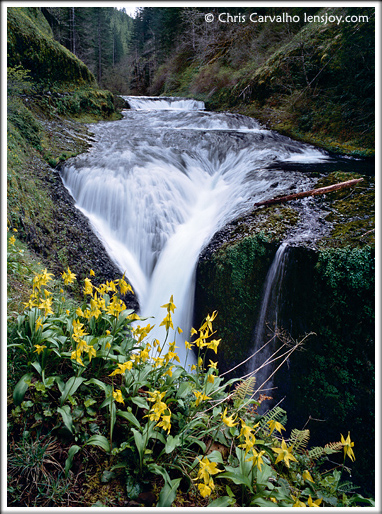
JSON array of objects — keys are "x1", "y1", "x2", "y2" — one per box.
[{"x1": 253, "y1": 178, "x2": 364, "y2": 209}]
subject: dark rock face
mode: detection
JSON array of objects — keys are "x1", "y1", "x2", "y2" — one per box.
[{"x1": 194, "y1": 227, "x2": 375, "y2": 497}]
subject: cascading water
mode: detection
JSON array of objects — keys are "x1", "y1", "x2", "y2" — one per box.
[{"x1": 60, "y1": 95, "x2": 332, "y2": 369}]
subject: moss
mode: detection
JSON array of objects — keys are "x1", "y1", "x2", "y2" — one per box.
[
  {"x1": 195, "y1": 233, "x2": 276, "y2": 370},
  {"x1": 315, "y1": 172, "x2": 375, "y2": 248},
  {"x1": 7, "y1": 7, "x2": 96, "y2": 87}
]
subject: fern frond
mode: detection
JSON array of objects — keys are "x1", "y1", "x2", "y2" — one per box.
[
  {"x1": 308, "y1": 446, "x2": 325, "y2": 459},
  {"x1": 323, "y1": 441, "x2": 343, "y2": 455},
  {"x1": 232, "y1": 376, "x2": 256, "y2": 408},
  {"x1": 260, "y1": 406, "x2": 287, "y2": 428},
  {"x1": 308, "y1": 440, "x2": 343, "y2": 460},
  {"x1": 289, "y1": 428, "x2": 310, "y2": 454}
]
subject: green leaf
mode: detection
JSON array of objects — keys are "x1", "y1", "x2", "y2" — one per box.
[
  {"x1": 117, "y1": 410, "x2": 141, "y2": 429},
  {"x1": 85, "y1": 434, "x2": 111, "y2": 453},
  {"x1": 157, "y1": 477, "x2": 181, "y2": 507},
  {"x1": 126, "y1": 474, "x2": 141, "y2": 500},
  {"x1": 208, "y1": 496, "x2": 235, "y2": 507},
  {"x1": 176, "y1": 381, "x2": 192, "y2": 399},
  {"x1": 165, "y1": 434, "x2": 181, "y2": 454},
  {"x1": 256, "y1": 462, "x2": 275, "y2": 486},
  {"x1": 251, "y1": 497, "x2": 278, "y2": 507},
  {"x1": 131, "y1": 396, "x2": 149, "y2": 410},
  {"x1": 187, "y1": 436, "x2": 206, "y2": 453},
  {"x1": 31, "y1": 361, "x2": 42, "y2": 375},
  {"x1": 101, "y1": 470, "x2": 115, "y2": 483},
  {"x1": 219, "y1": 469, "x2": 252, "y2": 489},
  {"x1": 60, "y1": 377, "x2": 86, "y2": 406},
  {"x1": 13, "y1": 373, "x2": 33, "y2": 406},
  {"x1": 57, "y1": 405, "x2": 74, "y2": 434},
  {"x1": 65, "y1": 445, "x2": 81, "y2": 477},
  {"x1": 131, "y1": 428, "x2": 145, "y2": 459},
  {"x1": 84, "y1": 378, "x2": 112, "y2": 394}
]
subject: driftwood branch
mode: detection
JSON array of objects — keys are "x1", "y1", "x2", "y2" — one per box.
[{"x1": 254, "y1": 178, "x2": 363, "y2": 209}]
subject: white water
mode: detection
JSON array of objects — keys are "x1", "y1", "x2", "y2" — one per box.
[{"x1": 60, "y1": 96, "x2": 331, "y2": 368}]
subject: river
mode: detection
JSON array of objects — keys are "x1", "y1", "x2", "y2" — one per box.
[{"x1": 60, "y1": 96, "x2": 345, "y2": 369}]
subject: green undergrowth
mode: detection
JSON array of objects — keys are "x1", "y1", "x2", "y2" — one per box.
[{"x1": 6, "y1": 238, "x2": 374, "y2": 507}]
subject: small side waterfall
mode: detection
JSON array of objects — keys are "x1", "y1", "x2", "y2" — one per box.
[{"x1": 248, "y1": 242, "x2": 290, "y2": 393}]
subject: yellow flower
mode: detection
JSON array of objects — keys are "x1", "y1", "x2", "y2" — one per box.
[
  {"x1": 198, "y1": 482, "x2": 212, "y2": 498},
  {"x1": 35, "y1": 317, "x2": 43, "y2": 331},
  {"x1": 159, "y1": 312, "x2": 174, "y2": 331},
  {"x1": 9, "y1": 235, "x2": 16, "y2": 246},
  {"x1": 71, "y1": 349, "x2": 84, "y2": 366},
  {"x1": 193, "y1": 391, "x2": 211, "y2": 406},
  {"x1": 191, "y1": 364, "x2": 197, "y2": 371},
  {"x1": 89, "y1": 269, "x2": 95, "y2": 276},
  {"x1": 267, "y1": 419, "x2": 286, "y2": 436},
  {"x1": 208, "y1": 338, "x2": 221, "y2": 354},
  {"x1": 109, "y1": 360, "x2": 133, "y2": 376},
  {"x1": 76, "y1": 307, "x2": 84, "y2": 317},
  {"x1": 83, "y1": 277, "x2": 93, "y2": 296},
  {"x1": 208, "y1": 360, "x2": 218, "y2": 369},
  {"x1": 34, "y1": 344, "x2": 46, "y2": 354},
  {"x1": 38, "y1": 297, "x2": 54, "y2": 316},
  {"x1": 291, "y1": 495, "x2": 306, "y2": 507},
  {"x1": 185, "y1": 340, "x2": 194, "y2": 350},
  {"x1": 161, "y1": 295, "x2": 176, "y2": 313},
  {"x1": 207, "y1": 374, "x2": 215, "y2": 384},
  {"x1": 302, "y1": 470, "x2": 315, "y2": 483},
  {"x1": 118, "y1": 276, "x2": 133, "y2": 295},
  {"x1": 272, "y1": 439, "x2": 298, "y2": 468},
  {"x1": 113, "y1": 389, "x2": 125, "y2": 404},
  {"x1": 156, "y1": 413, "x2": 171, "y2": 433},
  {"x1": 307, "y1": 496, "x2": 322, "y2": 507},
  {"x1": 341, "y1": 432, "x2": 355, "y2": 462},
  {"x1": 85, "y1": 345, "x2": 97, "y2": 362},
  {"x1": 221, "y1": 408, "x2": 238, "y2": 427},
  {"x1": 245, "y1": 449, "x2": 266, "y2": 470},
  {"x1": 62, "y1": 266, "x2": 76, "y2": 285}
]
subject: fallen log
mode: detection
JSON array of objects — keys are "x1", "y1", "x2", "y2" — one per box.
[{"x1": 254, "y1": 178, "x2": 363, "y2": 209}]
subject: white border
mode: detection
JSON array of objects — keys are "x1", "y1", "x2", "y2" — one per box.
[{"x1": 1, "y1": 2, "x2": 380, "y2": 513}]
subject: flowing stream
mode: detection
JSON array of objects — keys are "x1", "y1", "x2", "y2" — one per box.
[{"x1": 61, "y1": 96, "x2": 334, "y2": 368}]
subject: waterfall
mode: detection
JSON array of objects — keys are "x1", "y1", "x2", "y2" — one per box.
[
  {"x1": 125, "y1": 96, "x2": 205, "y2": 111},
  {"x1": 248, "y1": 242, "x2": 290, "y2": 393},
  {"x1": 60, "y1": 96, "x2": 331, "y2": 369}
]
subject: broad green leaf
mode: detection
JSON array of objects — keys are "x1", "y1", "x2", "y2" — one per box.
[
  {"x1": 57, "y1": 405, "x2": 74, "y2": 434},
  {"x1": 31, "y1": 361, "x2": 42, "y2": 375},
  {"x1": 13, "y1": 373, "x2": 33, "y2": 406},
  {"x1": 131, "y1": 396, "x2": 149, "y2": 410},
  {"x1": 256, "y1": 462, "x2": 275, "y2": 486},
  {"x1": 219, "y1": 469, "x2": 252, "y2": 489},
  {"x1": 60, "y1": 377, "x2": 86, "y2": 406},
  {"x1": 165, "y1": 434, "x2": 181, "y2": 454},
  {"x1": 251, "y1": 497, "x2": 278, "y2": 507},
  {"x1": 208, "y1": 496, "x2": 235, "y2": 507},
  {"x1": 65, "y1": 445, "x2": 81, "y2": 477},
  {"x1": 84, "y1": 378, "x2": 111, "y2": 394},
  {"x1": 85, "y1": 434, "x2": 111, "y2": 453},
  {"x1": 157, "y1": 477, "x2": 181, "y2": 507},
  {"x1": 110, "y1": 401, "x2": 116, "y2": 440},
  {"x1": 131, "y1": 428, "x2": 145, "y2": 458},
  {"x1": 206, "y1": 449, "x2": 224, "y2": 464},
  {"x1": 176, "y1": 381, "x2": 192, "y2": 399},
  {"x1": 148, "y1": 463, "x2": 171, "y2": 484},
  {"x1": 187, "y1": 436, "x2": 206, "y2": 453},
  {"x1": 117, "y1": 410, "x2": 141, "y2": 429}
]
